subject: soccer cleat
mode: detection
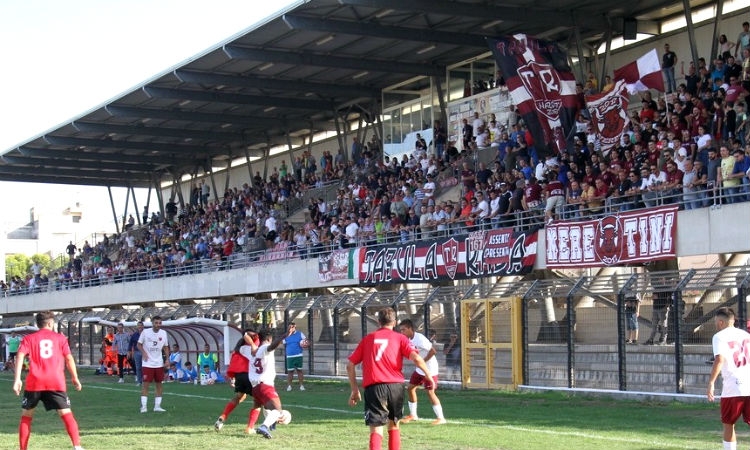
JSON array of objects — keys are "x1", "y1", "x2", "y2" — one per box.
[
  {"x1": 286, "y1": 385, "x2": 292, "y2": 391},
  {"x1": 214, "y1": 418, "x2": 224, "y2": 431},
  {"x1": 244, "y1": 427, "x2": 253, "y2": 434},
  {"x1": 400, "y1": 415, "x2": 418, "y2": 423},
  {"x1": 118, "y1": 378, "x2": 124, "y2": 383},
  {"x1": 256, "y1": 424, "x2": 272, "y2": 439},
  {"x1": 431, "y1": 418, "x2": 447, "y2": 425},
  {"x1": 299, "y1": 385, "x2": 305, "y2": 391},
  {"x1": 140, "y1": 406, "x2": 148, "y2": 413},
  {"x1": 153, "y1": 407, "x2": 166, "y2": 412},
  {"x1": 73, "y1": 446, "x2": 86, "y2": 450}
]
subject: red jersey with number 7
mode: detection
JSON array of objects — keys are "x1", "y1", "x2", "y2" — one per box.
[
  {"x1": 348, "y1": 328, "x2": 416, "y2": 388},
  {"x1": 18, "y1": 329, "x2": 72, "y2": 392}
]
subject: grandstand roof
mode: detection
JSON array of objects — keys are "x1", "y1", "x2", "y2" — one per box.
[{"x1": 0, "y1": 0, "x2": 711, "y2": 188}]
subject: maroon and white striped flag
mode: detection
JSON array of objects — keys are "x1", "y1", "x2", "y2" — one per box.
[
  {"x1": 613, "y1": 49, "x2": 665, "y2": 94},
  {"x1": 488, "y1": 34, "x2": 579, "y2": 157}
]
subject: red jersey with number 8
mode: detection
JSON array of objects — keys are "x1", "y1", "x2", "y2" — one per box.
[
  {"x1": 18, "y1": 329, "x2": 71, "y2": 392},
  {"x1": 348, "y1": 328, "x2": 416, "y2": 388}
]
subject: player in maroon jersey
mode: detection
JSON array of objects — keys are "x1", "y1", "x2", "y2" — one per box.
[
  {"x1": 13, "y1": 311, "x2": 84, "y2": 450},
  {"x1": 347, "y1": 307, "x2": 433, "y2": 450}
]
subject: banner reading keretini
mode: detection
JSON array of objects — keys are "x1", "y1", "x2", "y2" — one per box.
[{"x1": 545, "y1": 205, "x2": 678, "y2": 269}]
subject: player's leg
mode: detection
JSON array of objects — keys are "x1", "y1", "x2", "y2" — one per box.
[
  {"x1": 216, "y1": 392, "x2": 245, "y2": 430},
  {"x1": 403, "y1": 372, "x2": 422, "y2": 422},
  {"x1": 363, "y1": 384, "x2": 390, "y2": 450},
  {"x1": 245, "y1": 396, "x2": 263, "y2": 434},
  {"x1": 721, "y1": 396, "x2": 742, "y2": 449},
  {"x1": 140, "y1": 369, "x2": 152, "y2": 413},
  {"x1": 386, "y1": 383, "x2": 404, "y2": 450},
  {"x1": 55, "y1": 406, "x2": 82, "y2": 448},
  {"x1": 19, "y1": 392, "x2": 38, "y2": 450},
  {"x1": 255, "y1": 384, "x2": 281, "y2": 438},
  {"x1": 153, "y1": 379, "x2": 165, "y2": 411},
  {"x1": 286, "y1": 367, "x2": 294, "y2": 391},
  {"x1": 425, "y1": 376, "x2": 446, "y2": 424},
  {"x1": 296, "y1": 366, "x2": 305, "y2": 390}
]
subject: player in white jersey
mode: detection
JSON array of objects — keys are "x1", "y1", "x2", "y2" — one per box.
[
  {"x1": 137, "y1": 316, "x2": 170, "y2": 413},
  {"x1": 398, "y1": 319, "x2": 446, "y2": 425},
  {"x1": 246, "y1": 329, "x2": 286, "y2": 439},
  {"x1": 708, "y1": 307, "x2": 750, "y2": 450}
]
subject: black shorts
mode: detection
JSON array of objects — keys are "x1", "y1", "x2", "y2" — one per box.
[
  {"x1": 234, "y1": 372, "x2": 253, "y2": 394},
  {"x1": 363, "y1": 383, "x2": 404, "y2": 427},
  {"x1": 22, "y1": 391, "x2": 71, "y2": 411}
]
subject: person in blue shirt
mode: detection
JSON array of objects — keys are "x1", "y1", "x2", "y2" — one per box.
[
  {"x1": 283, "y1": 323, "x2": 307, "y2": 391},
  {"x1": 169, "y1": 344, "x2": 183, "y2": 371},
  {"x1": 180, "y1": 361, "x2": 198, "y2": 383},
  {"x1": 127, "y1": 321, "x2": 144, "y2": 385}
]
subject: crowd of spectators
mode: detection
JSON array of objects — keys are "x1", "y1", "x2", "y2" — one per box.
[{"x1": 5, "y1": 28, "x2": 750, "y2": 296}]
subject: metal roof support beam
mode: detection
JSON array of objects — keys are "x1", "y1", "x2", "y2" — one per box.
[
  {"x1": 282, "y1": 14, "x2": 487, "y2": 48},
  {"x1": 285, "y1": 129, "x2": 295, "y2": 164},
  {"x1": 130, "y1": 185, "x2": 141, "y2": 226},
  {"x1": 73, "y1": 121, "x2": 247, "y2": 144},
  {"x1": 224, "y1": 151, "x2": 232, "y2": 193},
  {"x1": 0, "y1": 173, "x2": 149, "y2": 187},
  {"x1": 682, "y1": 0, "x2": 700, "y2": 70},
  {"x1": 573, "y1": 26, "x2": 587, "y2": 83},
  {"x1": 334, "y1": 110, "x2": 346, "y2": 162},
  {"x1": 121, "y1": 183, "x2": 131, "y2": 232},
  {"x1": 106, "y1": 105, "x2": 334, "y2": 132},
  {"x1": 153, "y1": 175, "x2": 165, "y2": 220},
  {"x1": 338, "y1": 0, "x2": 608, "y2": 29},
  {"x1": 709, "y1": 0, "x2": 725, "y2": 70},
  {"x1": 107, "y1": 186, "x2": 120, "y2": 235},
  {"x1": 175, "y1": 69, "x2": 378, "y2": 99},
  {"x1": 1, "y1": 155, "x2": 157, "y2": 173},
  {"x1": 40, "y1": 137, "x2": 242, "y2": 160},
  {"x1": 223, "y1": 45, "x2": 444, "y2": 77},
  {"x1": 206, "y1": 160, "x2": 219, "y2": 204},
  {"x1": 244, "y1": 149, "x2": 254, "y2": 186},
  {"x1": 0, "y1": 165, "x2": 150, "y2": 182},
  {"x1": 143, "y1": 86, "x2": 334, "y2": 111},
  {"x1": 431, "y1": 75, "x2": 448, "y2": 131},
  {"x1": 599, "y1": 25, "x2": 613, "y2": 91}
]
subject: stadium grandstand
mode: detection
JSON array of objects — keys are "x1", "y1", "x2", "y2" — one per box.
[{"x1": 2, "y1": 0, "x2": 750, "y2": 398}]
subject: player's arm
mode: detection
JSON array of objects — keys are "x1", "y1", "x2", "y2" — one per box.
[
  {"x1": 707, "y1": 353, "x2": 724, "y2": 402},
  {"x1": 12, "y1": 350, "x2": 27, "y2": 395},
  {"x1": 346, "y1": 360, "x2": 361, "y2": 406},
  {"x1": 423, "y1": 346, "x2": 437, "y2": 362},
  {"x1": 137, "y1": 339, "x2": 147, "y2": 361},
  {"x1": 66, "y1": 354, "x2": 82, "y2": 391},
  {"x1": 267, "y1": 333, "x2": 286, "y2": 352}
]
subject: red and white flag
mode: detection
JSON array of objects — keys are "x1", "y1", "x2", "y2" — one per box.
[
  {"x1": 613, "y1": 49, "x2": 665, "y2": 94},
  {"x1": 586, "y1": 79, "x2": 631, "y2": 153}
]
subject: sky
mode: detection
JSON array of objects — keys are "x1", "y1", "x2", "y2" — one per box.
[{"x1": 0, "y1": 0, "x2": 298, "y2": 233}]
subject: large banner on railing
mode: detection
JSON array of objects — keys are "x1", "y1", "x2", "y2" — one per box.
[
  {"x1": 357, "y1": 228, "x2": 538, "y2": 285},
  {"x1": 545, "y1": 206, "x2": 678, "y2": 269}
]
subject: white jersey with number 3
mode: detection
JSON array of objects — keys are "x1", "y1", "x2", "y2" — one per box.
[
  {"x1": 713, "y1": 326, "x2": 750, "y2": 397},
  {"x1": 410, "y1": 332, "x2": 438, "y2": 376}
]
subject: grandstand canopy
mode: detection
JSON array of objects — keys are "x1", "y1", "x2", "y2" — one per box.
[{"x1": 0, "y1": 0, "x2": 712, "y2": 188}]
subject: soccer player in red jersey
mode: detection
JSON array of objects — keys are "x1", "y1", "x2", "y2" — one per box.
[
  {"x1": 347, "y1": 307, "x2": 433, "y2": 450},
  {"x1": 12, "y1": 310, "x2": 84, "y2": 450}
]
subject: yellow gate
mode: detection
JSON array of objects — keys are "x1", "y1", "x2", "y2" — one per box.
[{"x1": 460, "y1": 297, "x2": 522, "y2": 389}]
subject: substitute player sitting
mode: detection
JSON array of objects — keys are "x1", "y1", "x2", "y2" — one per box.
[{"x1": 398, "y1": 319, "x2": 446, "y2": 425}]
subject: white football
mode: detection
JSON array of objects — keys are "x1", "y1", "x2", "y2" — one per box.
[
  {"x1": 300, "y1": 339, "x2": 310, "y2": 349},
  {"x1": 279, "y1": 409, "x2": 292, "y2": 425}
]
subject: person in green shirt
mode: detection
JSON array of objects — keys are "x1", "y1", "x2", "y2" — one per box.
[
  {"x1": 6, "y1": 331, "x2": 22, "y2": 370},
  {"x1": 197, "y1": 344, "x2": 219, "y2": 372}
]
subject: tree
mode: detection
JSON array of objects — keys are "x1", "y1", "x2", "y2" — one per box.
[{"x1": 5, "y1": 254, "x2": 31, "y2": 281}]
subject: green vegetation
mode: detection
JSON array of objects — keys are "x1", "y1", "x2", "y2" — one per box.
[{"x1": 0, "y1": 373, "x2": 735, "y2": 449}]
